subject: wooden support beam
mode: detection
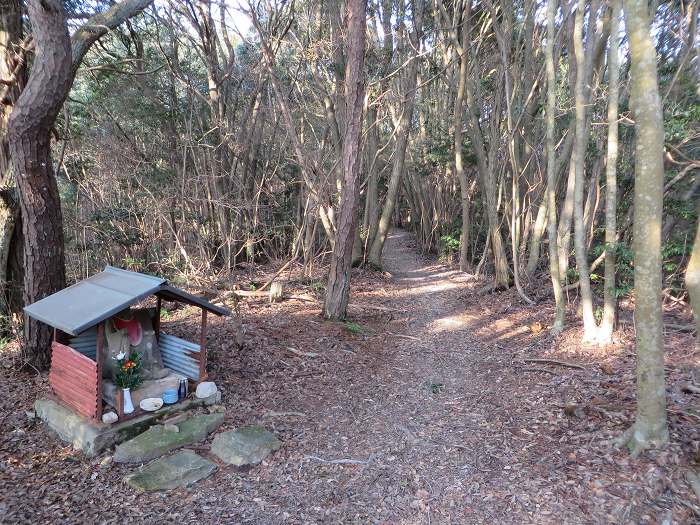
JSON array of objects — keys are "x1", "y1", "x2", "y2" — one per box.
[
  {"x1": 154, "y1": 296, "x2": 161, "y2": 342},
  {"x1": 94, "y1": 322, "x2": 105, "y2": 422},
  {"x1": 116, "y1": 386, "x2": 124, "y2": 420},
  {"x1": 199, "y1": 308, "x2": 208, "y2": 382}
]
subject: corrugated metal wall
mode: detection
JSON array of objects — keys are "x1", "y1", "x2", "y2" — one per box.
[
  {"x1": 49, "y1": 342, "x2": 100, "y2": 420},
  {"x1": 69, "y1": 328, "x2": 98, "y2": 359},
  {"x1": 159, "y1": 333, "x2": 201, "y2": 380}
]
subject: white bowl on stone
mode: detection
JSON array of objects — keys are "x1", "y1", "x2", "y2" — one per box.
[{"x1": 139, "y1": 397, "x2": 164, "y2": 412}]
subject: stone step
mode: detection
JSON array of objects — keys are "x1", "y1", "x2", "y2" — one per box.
[
  {"x1": 211, "y1": 426, "x2": 282, "y2": 466},
  {"x1": 124, "y1": 450, "x2": 217, "y2": 491},
  {"x1": 114, "y1": 412, "x2": 224, "y2": 463}
]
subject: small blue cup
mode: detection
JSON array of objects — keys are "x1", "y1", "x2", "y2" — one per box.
[{"x1": 162, "y1": 389, "x2": 178, "y2": 404}]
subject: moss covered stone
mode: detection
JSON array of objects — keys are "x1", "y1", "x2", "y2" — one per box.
[{"x1": 114, "y1": 412, "x2": 224, "y2": 463}]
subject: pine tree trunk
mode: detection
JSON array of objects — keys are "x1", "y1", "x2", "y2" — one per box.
[
  {"x1": 619, "y1": 0, "x2": 669, "y2": 455},
  {"x1": 0, "y1": 0, "x2": 24, "y2": 315},
  {"x1": 324, "y1": 0, "x2": 366, "y2": 320},
  {"x1": 7, "y1": 0, "x2": 72, "y2": 367}
]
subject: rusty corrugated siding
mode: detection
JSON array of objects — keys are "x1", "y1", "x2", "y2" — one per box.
[{"x1": 49, "y1": 342, "x2": 99, "y2": 420}]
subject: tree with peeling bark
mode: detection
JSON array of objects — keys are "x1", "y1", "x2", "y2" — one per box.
[
  {"x1": 324, "y1": 0, "x2": 367, "y2": 320},
  {"x1": 617, "y1": 0, "x2": 669, "y2": 455}
]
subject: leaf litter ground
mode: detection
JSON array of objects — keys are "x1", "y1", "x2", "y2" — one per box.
[{"x1": 0, "y1": 230, "x2": 698, "y2": 523}]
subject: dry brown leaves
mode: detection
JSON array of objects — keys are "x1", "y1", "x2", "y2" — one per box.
[{"x1": 0, "y1": 231, "x2": 698, "y2": 524}]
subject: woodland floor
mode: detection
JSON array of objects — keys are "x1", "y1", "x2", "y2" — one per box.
[{"x1": 1, "y1": 230, "x2": 700, "y2": 524}]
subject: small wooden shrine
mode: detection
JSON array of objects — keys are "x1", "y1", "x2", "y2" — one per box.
[{"x1": 25, "y1": 266, "x2": 229, "y2": 422}]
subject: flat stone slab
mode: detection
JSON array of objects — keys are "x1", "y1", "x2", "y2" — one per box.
[
  {"x1": 211, "y1": 426, "x2": 281, "y2": 466},
  {"x1": 114, "y1": 412, "x2": 224, "y2": 463},
  {"x1": 124, "y1": 450, "x2": 217, "y2": 491},
  {"x1": 35, "y1": 392, "x2": 221, "y2": 457}
]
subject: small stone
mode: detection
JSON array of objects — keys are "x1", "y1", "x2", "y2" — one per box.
[
  {"x1": 196, "y1": 381, "x2": 217, "y2": 399},
  {"x1": 211, "y1": 426, "x2": 281, "y2": 466},
  {"x1": 163, "y1": 424, "x2": 179, "y2": 433},
  {"x1": 99, "y1": 456, "x2": 113, "y2": 468},
  {"x1": 124, "y1": 450, "x2": 217, "y2": 491},
  {"x1": 203, "y1": 391, "x2": 222, "y2": 405},
  {"x1": 102, "y1": 411, "x2": 118, "y2": 424},
  {"x1": 208, "y1": 404, "x2": 226, "y2": 414},
  {"x1": 25, "y1": 410, "x2": 36, "y2": 422}
]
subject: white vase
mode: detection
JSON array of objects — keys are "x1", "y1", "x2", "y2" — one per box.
[{"x1": 123, "y1": 388, "x2": 134, "y2": 414}]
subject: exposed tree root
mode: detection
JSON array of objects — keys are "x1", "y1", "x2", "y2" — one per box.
[{"x1": 615, "y1": 425, "x2": 669, "y2": 458}]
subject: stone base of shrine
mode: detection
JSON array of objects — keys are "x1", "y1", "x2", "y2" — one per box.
[{"x1": 34, "y1": 391, "x2": 221, "y2": 457}]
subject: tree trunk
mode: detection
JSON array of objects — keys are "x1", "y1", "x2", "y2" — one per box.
[
  {"x1": 453, "y1": 2, "x2": 471, "y2": 272},
  {"x1": 572, "y1": 0, "x2": 597, "y2": 339},
  {"x1": 618, "y1": 0, "x2": 669, "y2": 455},
  {"x1": 545, "y1": 0, "x2": 566, "y2": 333},
  {"x1": 8, "y1": 0, "x2": 73, "y2": 367},
  {"x1": 363, "y1": 105, "x2": 380, "y2": 249},
  {"x1": 687, "y1": 204, "x2": 700, "y2": 350},
  {"x1": 324, "y1": 0, "x2": 366, "y2": 320},
  {"x1": 367, "y1": 59, "x2": 419, "y2": 267},
  {"x1": 598, "y1": 0, "x2": 621, "y2": 343},
  {"x1": 0, "y1": 0, "x2": 24, "y2": 314}
]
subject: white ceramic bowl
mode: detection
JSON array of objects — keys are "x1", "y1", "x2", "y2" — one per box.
[{"x1": 139, "y1": 397, "x2": 164, "y2": 412}]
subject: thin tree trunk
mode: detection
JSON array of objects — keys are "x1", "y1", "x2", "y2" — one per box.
[
  {"x1": 687, "y1": 203, "x2": 700, "y2": 350},
  {"x1": 572, "y1": 0, "x2": 597, "y2": 339},
  {"x1": 453, "y1": 2, "x2": 471, "y2": 272},
  {"x1": 545, "y1": 0, "x2": 566, "y2": 332},
  {"x1": 599, "y1": 0, "x2": 621, "y2": 343},
  {"x1": 367, "y1": 58, "x2": 419, "y2": 267},
  {"x1": 324, "y1": 0, "x2": 366, "y2": 320},
  {"x1": 8, "y1": 0, "x2": 72, "y2": 367},
  {"x1": 363, "y1": 104, "x2": 379, "y2": 248},
  {"x1": 618, "y1": 0, "x2": 669, "y2": 455}
]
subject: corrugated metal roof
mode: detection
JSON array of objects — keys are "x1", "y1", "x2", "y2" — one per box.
[
  {"x1": 156, "y1": 285, "x2": 230, "y2": 317},
  {"x1": 24, "y1": 266, "x2": 165, "y2": 336}
]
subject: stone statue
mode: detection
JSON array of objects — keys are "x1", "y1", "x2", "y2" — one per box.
[{"x1": 104, "y1": 308, "x2": 169, "y2": 381}]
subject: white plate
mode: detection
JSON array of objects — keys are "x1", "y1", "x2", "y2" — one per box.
[{"x1": 139, "y1": 397, "x2": 163, "y2": 412}]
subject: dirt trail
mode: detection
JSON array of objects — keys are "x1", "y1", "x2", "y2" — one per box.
[{"x1": 2, "y1": 229, "x2": 694, "y2": 524}]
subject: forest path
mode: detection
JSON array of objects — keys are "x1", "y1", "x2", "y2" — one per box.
[
  {"x1": 7, "y1": 230, "x2": 687, "y2": 524},
  {"x1": 337, "y1": 228, "x2": 543, "y2": 522}
]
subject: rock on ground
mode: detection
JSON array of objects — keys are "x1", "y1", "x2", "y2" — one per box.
[
  {"x1": 124, "y1": 450, "x2": 217, "y2": 491},
  {"x1": 114, "y1": 413, "x2": 224, "y2": 463},
  {"x1": 211, "y1": 426, "x2": 281, "y2": 466}
]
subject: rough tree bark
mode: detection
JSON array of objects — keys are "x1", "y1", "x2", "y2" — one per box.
[
  {"x1": 617, "y1": 0, "x2": 669, "y2": 455},
  {"x1": 5, "y1": 0, "x2": 156, "y2": 367},
  {"x1": 8, "y1": 0, "x2": 72, "y2": 367},
  {"x1": 545, "y1": 0, "x2": 566, "y2": 333},
  {"x1": 324, "y1": 0, "x2": 367, "y2": 320},
  {"x1": 0, "y1": 0, "x2": 24, "y2": 309}
]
